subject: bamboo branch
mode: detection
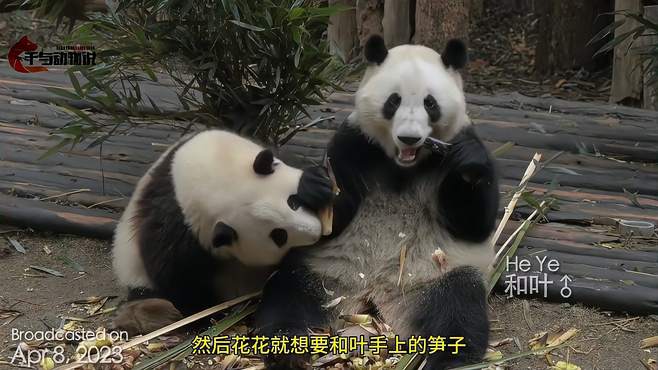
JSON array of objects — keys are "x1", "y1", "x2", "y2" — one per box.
[
  {"x1": 494, "y1": 200, "x2": 547, "y2": 265},
  {"x1": 52, "y1": 291, "x2": 261, "y2": 370},
  {"x1": 491, "y1": 152, "x2": 542, "y2": 248},
  {"x1": 38, "y1": 188, "x2": 91, "y2": 201}
]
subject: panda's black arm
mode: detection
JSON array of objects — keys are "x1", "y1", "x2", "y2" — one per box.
[
  {"x1": 324, "y1": 124, "x2": 386, "y2": 238},
  {"x1": 438, "y1": 126, "x2": 499, "y2": 243}
]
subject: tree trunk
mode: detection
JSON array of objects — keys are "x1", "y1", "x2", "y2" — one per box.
[
  {"x1": 535, "y1": 0, "x2": 613, "y2": 75},
  {"x1": 610, "y1": 0, "x2": 643, "y2": 105},
  {"x1": 642, "y1": 5, "x2": 658, "y2": 110},
  {"x1": 356, "y1": 0, "x2": 384, "y2": 51},
  {"x1": 328, "y1": 0, "x2": 358, "y2": 61},
  {"x1": 414, "y1": 0, "x2": 470, "y2": 51},
  {"x1": 383, "y1": 0, "x2": 411, "y2": 48}
]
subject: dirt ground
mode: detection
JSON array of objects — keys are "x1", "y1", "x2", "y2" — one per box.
[
  {"x1": 0, "y1": 232, "x2": 121, "y2": 369},
  {"x1": 0, "y1": 231, "x2": 656, "y2": 370}
]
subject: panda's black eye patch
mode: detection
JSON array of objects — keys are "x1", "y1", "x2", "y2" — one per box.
[
  {"x1": 212, "y1": 222, "x2": 237, "y2": 248},
  {"x1": 287, "y1": 195, "x2": 301, "y2": 211},
  {"x1": 382, "y1": 93, "x2": 401, "y2": 120},
  {"x1": 424, "y1": 95, "x2": 441, "y2": 123},
  {"x1": 270, "y1": 228, "x2": 288, "y2": 247}
]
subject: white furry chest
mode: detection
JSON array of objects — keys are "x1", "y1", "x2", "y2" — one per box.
[
  {"x1": 306, "y1": 183, "x2": 493, "y2": 302},
  {"x1": 308, "y1": 186, "x2": 441, "y2": 291}
]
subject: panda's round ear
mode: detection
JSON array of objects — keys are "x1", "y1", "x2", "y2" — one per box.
[
  {"x1": 253, "y1": 149, "x2": 275, "y2": 175},
  {"x1": 364, "y1": 35, "x2": 388, "y2": 65},
  {"x1": 441, "y1": 39, "x2": 468, "y2": 70}
]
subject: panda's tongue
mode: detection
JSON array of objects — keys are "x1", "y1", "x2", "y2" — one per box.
[{"x1": 398, "y1": 148, "x2": 417, "y2": 162}]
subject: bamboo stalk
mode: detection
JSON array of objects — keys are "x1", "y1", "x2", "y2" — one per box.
[
  {"x1": 320, "y1": 157, "x2": 339, "y2": 236},
  {"x1": 38, "y1": 188, "x2": 91, "y2": 201},
  {"x1": 490, "y1": 152, "x2": 542, "y2": 249},
  {"x1": 493, "y1": 200, "x2": 547, "y2": 267}
]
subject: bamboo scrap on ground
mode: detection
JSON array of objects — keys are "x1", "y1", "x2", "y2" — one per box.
[{"x1": 52, "y1": 292, "x2": 261, "y2": 370}]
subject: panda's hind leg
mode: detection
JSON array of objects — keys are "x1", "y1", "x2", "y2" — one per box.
[
  {"x1": 379, "y1": 266, "x2": 489, "y2": 370},
  {"x1": 254, "y1": 264, "x2": 329, "y2": 370}
]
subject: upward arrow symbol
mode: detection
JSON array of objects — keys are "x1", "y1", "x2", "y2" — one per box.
[{"x1": 560, "y1": 275, "x2": 572, "y2": 283}]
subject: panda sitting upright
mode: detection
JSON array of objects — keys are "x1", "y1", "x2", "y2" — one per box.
[
  {"x1": 112, "y1": 130, "x2": 333, "y2": 335},
  {"x1": 255, "y1": 36, "x2": 499, "y2": 369}
]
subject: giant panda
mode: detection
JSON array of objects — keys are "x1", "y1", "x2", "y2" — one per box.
[
  {"x1": 254, "y1": 36, "x2": 499, "y2": 370},
  {"x1": 111, "y1": 130, "x2": 333, "y2": 335}
]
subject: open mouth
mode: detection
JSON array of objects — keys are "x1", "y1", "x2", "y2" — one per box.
[{"x1": 396, "y1": 146, "x2": 420, "y2": 165}]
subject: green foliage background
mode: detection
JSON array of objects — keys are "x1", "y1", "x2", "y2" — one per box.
[
  {"x1": 593, "y1": 11, "x2": 658, "y2": 90},
  {"x1": 39, "y1": 0, "x2": 347, "y2": 149}
]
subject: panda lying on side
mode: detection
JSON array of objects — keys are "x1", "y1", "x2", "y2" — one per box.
[
  {"x1": 111, "y1": 130, "x2": 333, "y2": 335},
  {"x1": 255, "y1": 36, "x2": 499, "y2": 370}
]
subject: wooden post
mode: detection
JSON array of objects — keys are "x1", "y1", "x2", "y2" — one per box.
[
  {"x1": 610, "y1": 0, "x2": 643, "y2": 105},
  {"x1": 643, "y1": 5, "x2": 658, "y2": 110},
  {"x1": 535, "y1": 0, "x2": 613, "y2": 76},
  {"x1": 414, "y1": 0, "x2": 470, "y2": 51},
  {"x1": 356, "y1": 0, "x2": 384, "y2": 52},
  {"x1": 328, "y1": 0, "x2": 358, "y2": 61},
  {"x1": 383, "y1": 0, "x2": 410, "y2": 48}
]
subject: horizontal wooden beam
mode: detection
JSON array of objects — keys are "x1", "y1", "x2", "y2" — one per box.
[{"x1": 0, "y1": 193, "x2": 117, "y2": 239}]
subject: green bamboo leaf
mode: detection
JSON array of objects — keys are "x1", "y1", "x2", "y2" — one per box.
[
  {"x1": 38, "y1": 138, "x2": 72, "y2": 160},
  {"x1": 67, "y1": 69, "x2": 84, "y2": 97},
  {"x1": 492, "y1": 141, "x2": 514, "y2": 157},
  {"x1": 588, "y1": 19, "x2": 625, "y2": 46},
  {"x1": 594, "y1": 26, "x2": 645, "y2": 57},
  {"x1": 229, "y1": 19, "x2": 265, "y2": 31},
  {"x1": 451, "y1": 343, "x2": 571, "y2": 370},
  {"x1": 487, "y1": 217, "x2": 535, "y2": 295},
  {"x1": 46, "y1": 87, "x2": 80, "y2": 101},
  {"x1": 395, "y1": 353, "x2": 423, "y2": 370},
  {"x1": 59, "y1": 103, "x2": 95, "y2": 125}
]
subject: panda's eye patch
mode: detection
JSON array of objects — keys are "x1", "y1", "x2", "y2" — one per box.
[
  {"x1": 382, "y1": 93, "x2": 401, "y2": 120},
  {"x1": 212, "y1": 222, "x2": 237, "y2": 248},
  {"x1": 424, "y1": 95, "x2": 441, "y2": 122},
  {"x1": 287, "y1": 195, "x2": 301, "y2": 211},
  {"x1": 270, "y1": 228, "x2": 288, "y2": 247}
]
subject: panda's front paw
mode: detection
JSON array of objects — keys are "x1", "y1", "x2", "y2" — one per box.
[
  {"x1": 297, "y1": 166, "x2": 334, "y2": 212},
  {"x1": 456, "y1": 161, "x2": 494, "y2": 188},
  {"x1": 447, "y1": 136, "x2": 495, "y2": 188}
]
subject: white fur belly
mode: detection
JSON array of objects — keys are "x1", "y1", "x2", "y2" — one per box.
[{"x1": 306, "y1": 183, "x2": 493, "y2": 310}]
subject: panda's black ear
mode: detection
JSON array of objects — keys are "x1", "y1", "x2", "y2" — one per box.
[
  {"x1": 441, "y1": 39, "x2": 468, "y2": 70},
  {"x1": 213, "y1": 222, "x2": 237, "y2": 248},
  {"x1": 364, "y1": 35, "x2": 388, "y2": 65},
  {"x1": 253, "y1": 149, "x2": 275, "y2": 175}
]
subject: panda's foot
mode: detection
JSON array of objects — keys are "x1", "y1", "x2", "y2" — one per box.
[
  {"x1": 431, "y1": 248, "x2": 449, "y2": 274},
  {"x1": 111, "y1": 298, "x2": 183, "y2": 336},
  {"x1": 264, "y1": 353, "x2": 312, "y2": 370}
]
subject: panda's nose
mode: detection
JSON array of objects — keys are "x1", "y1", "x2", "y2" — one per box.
[{"x1": 397, "y1": 136, "x2": 422, "y2": 145}]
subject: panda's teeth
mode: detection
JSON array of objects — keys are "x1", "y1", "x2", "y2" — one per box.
[{"x1": 398, "y1": 148, "x2": 417, "y2": 162}]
